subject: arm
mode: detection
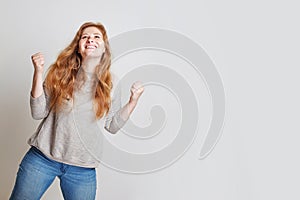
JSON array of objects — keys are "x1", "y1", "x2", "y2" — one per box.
[
  {"x1": 105, "y1": 81, "x2": 144, "y2": 134},
  {"x1": 118, "y1": 81, "x2": 144, "y2": 121},
  {"x1": 30, "y1": 52, "x2": 50, "y2": 120},
  {"x1": 31, "y1": 52, "x2": 44, "y2": 98}
]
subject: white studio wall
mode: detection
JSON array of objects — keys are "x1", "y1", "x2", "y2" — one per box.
[{"x1": 1, "y1": 0, "x2": 300, "y2": 199}]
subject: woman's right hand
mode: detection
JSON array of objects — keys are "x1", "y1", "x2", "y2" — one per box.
[{"x1": 31, "y1": 52, "x2": 45, "y2": 73}]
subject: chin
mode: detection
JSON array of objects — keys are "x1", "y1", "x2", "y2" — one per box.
[{"x1": 83, "y1": 54, "x2": 102, "y2": 60}]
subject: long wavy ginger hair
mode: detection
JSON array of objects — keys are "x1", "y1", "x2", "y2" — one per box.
[{"x1": 44, "y1": 22, "x2": 112, "y2": 119}]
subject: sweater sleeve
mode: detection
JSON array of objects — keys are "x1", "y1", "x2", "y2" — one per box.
[
  {"x1": 30, "y1": 83, "x2": 51, "y2": 120},
  {"x1": 104, "y1": 76, "x2": 128, "y2": 134}
]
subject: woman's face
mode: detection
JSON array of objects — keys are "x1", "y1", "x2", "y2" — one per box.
[{"x1": 78, "y1": 26, "x2": 105, "y2": 61}]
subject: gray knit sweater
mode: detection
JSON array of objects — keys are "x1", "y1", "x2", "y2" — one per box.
[{"x1": 27, "y1": 73, "x2": 127, "y2": 168}]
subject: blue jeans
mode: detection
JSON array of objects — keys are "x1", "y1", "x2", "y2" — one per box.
[{"x1": 9, "y1": 146, "x2": 96, "y2": 200}]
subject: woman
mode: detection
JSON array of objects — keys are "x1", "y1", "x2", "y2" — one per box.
[{"x1": 10, "y1": 22, "x2": 144, "y2": 200}]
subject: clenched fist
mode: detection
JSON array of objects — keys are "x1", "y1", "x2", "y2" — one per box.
[
  {"x1": 129, "y1": 81, "x2": 144, "y2": 103},
  {"x1": 31, "y1": 52, "x2": 45, "y2": 73}
]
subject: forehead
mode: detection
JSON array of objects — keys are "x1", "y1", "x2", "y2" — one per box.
[{"x1": 82, "y1": 26, "x2": 102, "y2": 35}]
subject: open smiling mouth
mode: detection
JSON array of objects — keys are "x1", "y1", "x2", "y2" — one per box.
[{"x1": 85, "y1": 45, "x2": 97, "y2": 49}]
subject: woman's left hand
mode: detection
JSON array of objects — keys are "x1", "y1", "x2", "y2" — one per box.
[{"x1": 129, "y1": 81, "x2": 144, "y2": 104}]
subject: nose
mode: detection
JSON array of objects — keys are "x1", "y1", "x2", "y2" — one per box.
[{"x1": 87, "y1": 36, "x2": 94, "y2": 43}]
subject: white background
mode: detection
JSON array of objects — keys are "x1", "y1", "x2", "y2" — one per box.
[{"x1": 1, "y1": 0, "x2": 299, "y2": 199}]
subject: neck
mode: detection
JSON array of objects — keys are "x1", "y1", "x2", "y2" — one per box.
[{"x1": 81, "y1": 57, "x2": 101, "y2": 73}]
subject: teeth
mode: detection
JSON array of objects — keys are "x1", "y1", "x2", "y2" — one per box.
[{"x1": 86, "y1": 45, "x2": 96, "y2": 49}]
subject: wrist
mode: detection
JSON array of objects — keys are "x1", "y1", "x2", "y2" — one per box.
[
  {"x1": 34, "y1": 70, "x2": 43, "y2": 75},
  {"x1": 129, "y1": 97, "x2": 138, "y2": 105}
]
